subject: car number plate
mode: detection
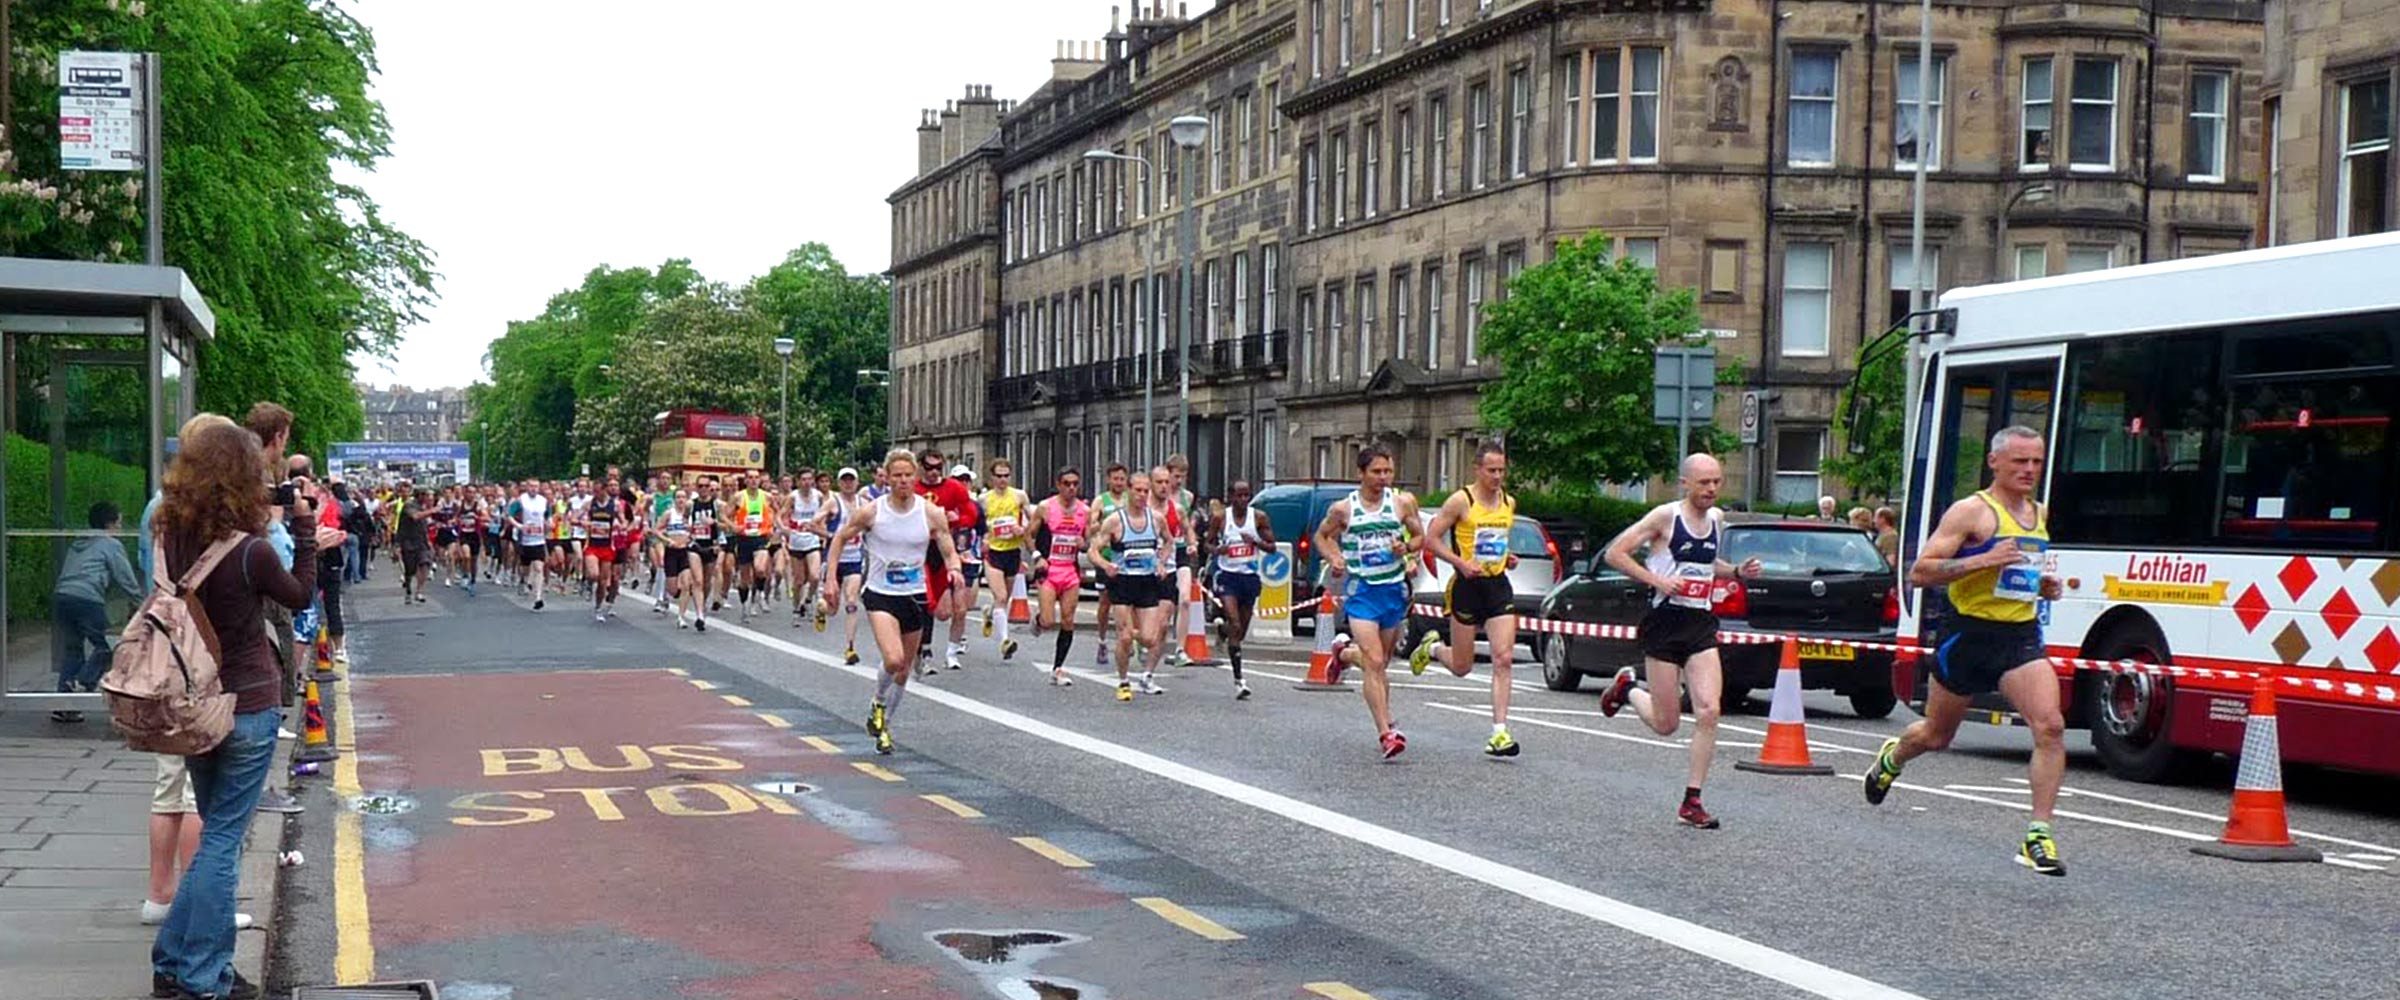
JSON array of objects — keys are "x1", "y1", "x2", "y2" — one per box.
[{"x1": 1794, "y1": 640, "x2": 1855, "y2": 661}]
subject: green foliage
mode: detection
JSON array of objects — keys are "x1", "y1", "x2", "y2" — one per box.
[
  {"x1": 1476, "y1": 233, "x2": 1707, "y2": 499},
  {"x1": 570, "y1": 289, "x2": 825, "y2": 469},
  {"x1": 1822, "y1": 326, "x2": 1906, "y2": 500},
  {"x1": 1, "y1": 1, "x2": 436, "y2": 462},
  {"x1": 6, "y1": 434, "x2": 148, "y2": 621},
  {"x1": 746, "y1": 244, "x2": 893, "y2": 468},
  {"x1": 471, "y1": 262, "x2": 702, "y2": 478}
]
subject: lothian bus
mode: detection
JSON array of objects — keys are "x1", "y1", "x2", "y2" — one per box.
[{"x1": 1892, "y1": 231, "x2": 2400, "y2": 784}]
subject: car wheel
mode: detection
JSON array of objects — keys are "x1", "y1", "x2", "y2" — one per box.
[
  {"x1": 1541, "y1": 632, "x2": 1583, "y2": 691},
  {"x1": 1720, "y1": 686, "x2": 1754, "y2": 714},
  {"x1": 2081, "y1": 622, "x2": 2204, "y2": 784},
  {"x1": 1848, "y1": 687, "x2": 1898, "y2": 720}
]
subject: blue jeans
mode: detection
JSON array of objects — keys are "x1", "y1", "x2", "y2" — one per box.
[
  {"x1": 53, "y1": 594, "x2": 112, "y2": 692},
  {"x1": 344, "y1": 536, "x2": 365, "y2": 582},
  {"x1": 152, "y1": 709, "x2": 278, "y2": 996}
]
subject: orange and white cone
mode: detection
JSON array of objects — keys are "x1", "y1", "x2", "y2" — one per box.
[
  {"x1": 1735, "y1": 639, "x2": 1834, "y2": 775},
  {"x1": 1296, "y1": 593, "x2": 1347, "y2": 691},
  {"x1": 1181, "y1": 577, "x2": 1214, "y2": 665},
  {"x1": 2192, "y1": 671, "x2": 2322, "y2": 863},
  {"x1": 310, "y1": 622, "x2": 339, "y2": 683},
  {"x1": 1008, "y1": 574, "x2": 1032, "y2": 625},
  {"x1": 294, "y1": 676, "x2": 339, "y2": 764}
]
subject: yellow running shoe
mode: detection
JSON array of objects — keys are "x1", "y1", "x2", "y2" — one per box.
[
  {"x1": 1408, "y1": 631, "x2": 1441, "y2": 677},
  {"x1": 1484, "y1": 728, "x2": 1520, "y2": 757},
  {"x1": 1116, "y1": 682, "x2": 1134, "y2": 702}
]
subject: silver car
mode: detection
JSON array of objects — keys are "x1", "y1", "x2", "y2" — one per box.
[{"x1": 1402, "y1": 513, "x2": 1563, "y2": 654}]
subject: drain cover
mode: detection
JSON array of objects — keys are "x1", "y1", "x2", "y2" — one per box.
[
  {"x1": 291, "y1": 981, "x2": 438, "y2": 999},
  {"x1": 750, "y1": 780, "x2": 816, "y2": 795},
  {"x1": 347, "y1": 793, "x2": 417, "y2": 815}
]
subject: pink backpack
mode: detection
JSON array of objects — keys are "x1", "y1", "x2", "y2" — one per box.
[{"x1": 101, "y1": 534, "x2": 247, "y2": 755}]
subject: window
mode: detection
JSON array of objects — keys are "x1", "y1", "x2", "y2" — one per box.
[
  {"x1": 1327, "y1": 286, "x2": 1346, "y2": 382},
  {"x1": 1160, "y1": 133, "x2": 1176, "y2": 211},
  {"x1": 1110, "y1": 282, "x2": 1125, "y2": 359},
  {"x1": 1370, "y1": 0, "x2": 1384, "y2": 55},
  {"x1": 1888, "y1": 244, "x2": 1940, "y2": 331},
  {"x1": 1396, "y1": 107, "x2": 1417, "y2": 209},
  {"x1": 1134, "y1": 139, "x2": 1151, "y2": 217},
  {"x1": 1507, "y1": 66, "x2": 1532, "y2": 178},
  {"x1": 1262, "y1": 245, "x2": 1280, "y2": 332},
  {"x1": 1788, "y1": 51, "x2": 1838, "y2": 167},
  {"x1": 1267, "y1": 83, "x2": 1283, "y2": 168},
  {"x1": 1338, "y1": 0, "x2": 1353, "y2": 67},
  {"x1": 1498, "y1": 245, "x2": 1525, "y2": 297},
  {"x1": 1237, "y1": 92, "x2": 1256, "y2": 183},
  {"x1": 1469, "y1": 81, "x2": 1493, "y2": 188},
  {"x1": 1896, "y1": 55, "x2": 1947, "y2": 169},
  {"x1": 2021, "y1": 57, "x2": 2053, "y2": 168},
  {"x1": 1032, "y1": 300, "x2": 1047, "y2": 370},
  {"x1": 2265, "y1": 96, "x2": 2283, "y2": 243},
  {"x1": 1314, "y1": 440, "x2": 1333, "y2": 478},
  {"x1": 1622, "y1": 237, "x2": 1660, "y2": 270},
  {"x1": 1310, "y1": 0, "x2": 1325, "y2": 77},
  {"x1": 1332, "y1": 130, "x2": 1351, "y2": 225},
  {"x1": 1154, "y1": 271, "x2": 1172, "y2": 361},
  {"x1": 2187, "y1": 69, "x2": 2229, "y2": 182},
  {"x1": 1560, "y1": 53, "x2": 1583, "y2": 166},
  {"x1": 1393, "y1": 271, "x2": 1412, "y2": 361},
  {"x1": 1424, "y1": 262, "x2": 1445, "y2": 366},
  {"x1": 1130, "y1": 278, "x2": 1146, "y2": 360},
  {"x1": 1773, "y1": 428, "x2": 1826, "y2": 504},
  {"x1": 1363, "y1": 120, "x2": 1382, "y2": 217},
  {"x1": 1463, "y1": 255, "x2": 1486, "y2": 362},
  {"x1": 1629, "y1": 47, "x2": 1662, "y2": 161},
  {"x1": 1232, "y1": 252, "x2": 1251, "y2": 339},
  {"x1": 1438, "y1": 0, "x2": 1451, "y2": 26},
  {"x1": 1071, "y1": 165, "x2": 1085, "y2": 239},
  {"x1": 2070, "y1": 58, "x2": 2118, "y2": 171},
  {"x1": 1780, "y1": 242, "x2": 1833, "y2": 356},
  {"x1": 1302, "y1": 142, "x2": 1322, "y2": 231},
  {"x1": 2339, "y1": 79, "x2": 2393, "y2": 238},
  {"x1": 1035, "y1": 181, "x2": 1049, "y2": 251},
  {"x1": 1000, "y1": 199, "x2": 1012, "y2": 264},
  {"x1": 1433, "y1": 436, "x2": 1455, "y2": 493},
  {"x1": 1204, "y1": 259, "x2": 1222, "y2": 343},
  {"x1": 1405, "y1": 0, "x2": 1417, "y2": 39},
  {"x1": 1357, "y1": 278, "x2": 1376, "y2": 378},
  {"x1": 1298, "y1": 290, "x2": 1317, "y2": 379},
  {"x1": 1429, "y1": 94, "x2": 1451, "y2": 197},
  {"x1": 1591, "y1": 49, "x2": 1620, "y2": 163},
  {"x1": 1210, "y1": 106, "x2": 1227, "y2": 193},
  {"x1": 1110, "y1": 152, "x2": 1126, "y2": 228},
  {"x1": 2014, "y1": 245, "x2": 2047, "y2": 280},
  {"x1": 2064, "y1": 245, "x2": 2113, "y2": 273}
]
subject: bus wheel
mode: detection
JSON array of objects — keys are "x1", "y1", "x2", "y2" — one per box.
[{"x1": 2081, "y1": 624, "x2": 2203, "y2": 784}]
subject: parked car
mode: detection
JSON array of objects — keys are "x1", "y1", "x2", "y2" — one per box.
[
  {"x1": 1402, "y1": 513, "x2": 1564, "y2": 655},
  {"x1": 1533, "y1": 516, "x2": 1902, "y2": 718}
]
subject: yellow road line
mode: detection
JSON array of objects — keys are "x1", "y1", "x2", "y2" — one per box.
[
  {"x1": 1133, "y1": 897, "x2": 1246, "y2": 941},
  {"x1": 851, "y1": 761, "x2": 906, "y2": 782},
  {"x1": 920, "y1": 794, "x2": 985, "y2": 818},
  {"x1": 720, "y1": 694, "x2": 753, "y2": 707},
  {"x1": 755, "y1": 712, "x2": 792, "y2": 729},
  {"x1": 330, "y1": 675, "x2": 374, "y2": 984},
  {"x1": 688, "y1": 679, "x2": 719, "y2": 690},
  {"x1": 800, "y1": 736, "x2": 844, "y2": 754},
  {"x1": 1012, "y1": 836, "x2": 1091, "y2": 868},
  {"x1": 665, "y1": 667, "x2": 689, "y2": 676},
  {"x1": 1304, "y1": 984, "x2": 1378, "y2": 1000}
]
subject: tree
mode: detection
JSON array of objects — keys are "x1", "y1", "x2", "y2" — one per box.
[
  {"x1": 569, "y1": 290, "x2": 819, "y2": 470},
  {"x1": 1476, "y1": 232, "x2": 1707, "y2": 495},
  {"x1": 469, "y1": 261, "x2": 700, "y2": 479},
  {"x1": 1, "y1": 1, "x2": 436, "y2": 462},
  {"x1": 1820, "y1": 328, "x2": 1905, "y2": 500},
  {"x1": 744, "y1": 244, "x2": 891, "y2": 467}
]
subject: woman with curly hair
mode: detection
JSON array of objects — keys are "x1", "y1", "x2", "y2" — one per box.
[{"x1": 149, "y1": 413, "x2": 317, "y2": 1000}]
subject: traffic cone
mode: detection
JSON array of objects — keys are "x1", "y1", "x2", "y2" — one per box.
[
  {"x1": 1181, "y1": 577, "x2": 1214, "y2": 665},
  {"x1": 1009, "y1": 574, "x2": 1032, "y2": 625},
  {"x1": 1296, "y1": 593, "x2": 1347, "y2": 691},
  {"x1": 310, "y1": 622, "x2": 339, "y2": 684},
  {"x1": 294, "y1": 676, "x2": 339, "y2": 764},
  {"x1": 1735, "y1": 640, "x2": 1834, "y2": 775},
  {"x1": 2192, "y1": 672, "x2": 2322, "y2": 863}
]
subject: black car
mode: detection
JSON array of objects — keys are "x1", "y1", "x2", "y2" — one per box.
[{"x1": 1534, "y1": 517, "x2": 1903, "y2": 718}]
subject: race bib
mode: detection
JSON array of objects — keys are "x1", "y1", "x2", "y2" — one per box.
[
  {"x1": 1994, "y1": 538, "x2": 2047, "y2": 603},
  {"x1": 1121, "y1": 550, "x2": 1159, "y2": 575},
  {"x1": 1669, "y1": 564, "x2": 1715, "y2": 607},
  {"x1": 1221, "y1": 542, "x2": 1256, "y2": 560},
  {"x1": 992, "y1": 515, "x2": 1021, "y2": 539},
  {"x1": 884, "y1": 564, "x2": 925, "y2": 590},
  {"x1": 1473, "y1": 527, "x2": 1509, "y2": 574},
  {"x1": 1358, "y1": 538, "x2": 1398, "y2": 572},
  {"x1": 1051, "y1": 533, "x2": 1082, "y2": 559}
]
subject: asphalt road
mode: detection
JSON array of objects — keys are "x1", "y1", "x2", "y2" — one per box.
[{"x1": 274, "y1": 565, "x2": 2400, "y2": 1000}]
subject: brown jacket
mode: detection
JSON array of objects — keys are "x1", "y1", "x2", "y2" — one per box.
[{"x1": 162, "y1": 521, "x2": 317, "y2": 714}]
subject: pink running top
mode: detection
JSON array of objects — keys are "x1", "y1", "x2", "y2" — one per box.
[{"x1": 1042, "y1": 498, "x2": 1091, "y2": 561}]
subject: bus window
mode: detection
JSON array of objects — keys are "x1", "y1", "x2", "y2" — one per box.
[
  {"x1": 2050, "y1": 333, "x2": 2223, "y2": 546},
  {"x1": 1931, "y1": 360, "x2": 2059, "y2": 516},
  {"x1": 2215, "y1": 331, "x2": 2397, "y2": 551}
]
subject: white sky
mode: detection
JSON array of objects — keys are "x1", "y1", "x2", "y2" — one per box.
[{"x1": 347, "y1": 0, "x2": 1144, "y2": 391}]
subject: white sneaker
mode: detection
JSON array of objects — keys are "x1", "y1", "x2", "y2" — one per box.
[
  {"x1": 1050, "y1": 668, "x2": 1074, "y2": 687},
  {"x1": 1137, "y1": 674, "x2": 1167, "y2": 696},
  {"x1": 140, "y1": 900, "x2": 252, "y2": 929},
  {"x1": 277, "y1": 728, "x2": 297, "y2": 740},
  {"x1": 1235, "y1": 680, "x2": 1253, "y2": 700}
]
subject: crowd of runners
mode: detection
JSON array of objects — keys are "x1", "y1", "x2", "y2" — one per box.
[{"x1": 377, "y1": 427, "x2": 2068, "y2": 874}]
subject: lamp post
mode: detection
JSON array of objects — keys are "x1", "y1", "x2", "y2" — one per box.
[
  {"x1": 773, "y1": 336, "x2": 796, "y2": 478},
  {"x1": 853, "y1": 368, "x2": 891, "y2": 465},
  {"x1": 1992, "y1": 182, "x2": 2056, "y2": 278},
  {"x1": 1166, "y1": 114, "x2": 1209, "y2": 465},
  {"x1": 1083, "y1": 147, "x2": 1158, "y2": 463},
  {"x1": 1901, "y1": 0, "x2": 1935, "y2": 530}
]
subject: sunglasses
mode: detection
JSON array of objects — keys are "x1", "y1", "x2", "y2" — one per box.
[{"x1": 1059, "y1": 479, "x2": 1082, "y2": 488}]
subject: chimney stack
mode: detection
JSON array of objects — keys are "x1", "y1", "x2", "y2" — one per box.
[
  {"x1": 959, "y1": 84, "x2": 1001, "y2": 151},
  {"x1": 915, "y1": 108, "x2": 942, "y2": 176},
  {"x1": 939, "y1": 100, "x2": 963, "y2": 163}
]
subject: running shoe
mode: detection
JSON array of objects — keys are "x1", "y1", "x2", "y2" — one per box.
[
  {"x1": 1051, "y1": 668, "x2": 1074, "y2": 687},
  {"x1": 594, "y1": 608, "x2": 606, "y2": 623},
  {"x1": 814, "y1": 606, "x2": 829, "y2": 632},
  {"x1": 843, "y1": 645, "x2": 860, "y2": 666},
  {"x1": 875, "y1": 727, "x2": 894, "y2": 755},
  {"x1": 532, "y1": 597, "x2": 544, "y2": 611},
  {"x1": 1864, "y1": 737, "x2": 1902, "y2": 806},
  {"x1": 1599, "y1": 666, "x2": 1637, "y2": 718},
  {"x1": 1001, "y1": 638, "x2": 1019, "y2": 660},
  {"x1": 677, "y1": 612, "x2": 690, "y2": 629},
  {"x1": 867, "y1": 700, "x2": 886, "y2": 739},
  {"x1": 793, "y1": 609, "x2": 805, "y2": 629},
  {"x1": 1379, "y1": 728, "x2": 1408, "y2": 760},
  {"x1": 2018, "y1": 830, "x2": 2066, "y2": 877},
  {"x1": 694, "y1": 617, "x2": 707, "y2": 633},
  {"x1": 1677, "y1": 799, "x2": 1721, "y2": 830},
  {"x1": 1407, "y1": 631, "x2": 1440, "y2": 677},
  {"x1": 1326, "y1": 634, "x2": 1352, "y2": 685},
  {"x1": 947, "y1": 643, "x2": 965, "y2": 671},
  {"x1": 1234, "y1": 680, "x2": 1252, "y2": 700},
  {"x1": 653, "y1": 601, "x2": 666, "y2": 616},
  {"x1": 1115, "y1": 682, "x2": 1134, "y2": 702},
  {"x1": 1136, "y1": 674, "x2": 1167, "y2": 696},
  {"x1": 982, "y1": 610, "x2": 994, "y2": 638},
  {"x1": 1096, "y1": 643, "x2": 1111, "y2": 668},
  {"x1": 1485, "y1": 728, "x2": 1521, "y2": 758},
  {"x1": 464, "y1": 580, "x2": 476, "y2": 598}
]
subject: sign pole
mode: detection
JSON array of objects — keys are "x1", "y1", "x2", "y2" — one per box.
[{"x1": 142, "y1": 53, "x2": 161, "y2": 266}]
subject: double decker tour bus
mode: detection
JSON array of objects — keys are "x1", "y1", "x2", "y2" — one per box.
[{"x1": 1893, "y1": 232, "x2": 2400, "y2": 783}]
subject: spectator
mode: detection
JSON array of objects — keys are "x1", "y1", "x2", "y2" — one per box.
[
  {"x1": 240, "y1": 403, "x2": 307, "y2": 818},
  {"x1": 49, "y1": 501, "x2": 142, "y2": 723},
  {"x1": 289, "y1": 455, "x2": 351, "y2": 667},
  {"x1": 149, "y1": 414, "x2": 316, "y2": 1000},
  {"x1": 1846, "y1": 506, "x2": 1873, "y2": 531},
  {"x1": 1873, "y1": 506, "x2": 1901, "y2": 568},
  {"x1": 1817, "y1": 495, "x2": 1839, "y2": 521}
]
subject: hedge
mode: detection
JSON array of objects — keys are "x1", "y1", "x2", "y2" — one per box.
[
  {"x1": 6, "y1": 434, "x2": 150, "y2": 622},
  {"x1": 1515, "y1": 487, "x2": 1839, "y2": 562}
]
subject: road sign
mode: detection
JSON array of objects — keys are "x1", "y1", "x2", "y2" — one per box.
[
  {"x1": 1739, "y1": 390, "x2": 1761, "y2": 445},
  {"x1": 1652, "y1": 346, "x2": 1716, "y2": 424},
  {"x1": 58, "y1": 52, "x2": 144, "y2": 172}
]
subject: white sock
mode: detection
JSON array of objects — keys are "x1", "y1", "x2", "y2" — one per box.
[{"x1": 1493, "y1": 723, "x2": 1508, "y2": 735}]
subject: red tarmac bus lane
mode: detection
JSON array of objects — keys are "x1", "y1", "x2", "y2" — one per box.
[{"x1": 350, "y1": 668, "x2": 1115, "y2": 1000}]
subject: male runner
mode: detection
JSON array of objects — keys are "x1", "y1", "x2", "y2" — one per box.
[
  {"x1": 659, "y1": 490, "x2": 704, "y2": 629},
  {"x1": 1146, "y1": 464, "x2": 1199, "y2": 680},
  {"x1": 431, "y1": 489, "x2": 461, "y2": 586},
  {"x1": 505, "y1": 479, "x2": 553, "y2": 612},
  {"x1": 1090, "y1": 462, "x2": 1133, "y2": 671},
  {"x1": 583, "y1": 473, "x2": 628, "y2": 621},
  {"x1": 826, "y1": 468, "x2": 869, "y2": 663},
  {"x1": 824, "y1": 449, "x2": 967, "y2": 756},
  {"x1": 645, "y1": 472, "x2": 675, "y2": 599},
  {"x1": 1314, "y1": 444, "x2": 1424, "y2": 758},
  {"x1": 1411, "y1": 441, "x2": 1525, "y2": 757},
  {"x1": 950, "y1": 464, "x2": 985, "y2": 662},
  {"x1": 787, "y1": 468, "x2": 829, "y2": 628},
  {"x1": 1161, "y1": 454, "x2": 1200, "y2": 665},
  {"x1": 1206, "y1": 479, "x2": 1273, "y2": 700},
  {"x1": 914, "y1": 449, "x2": 981, "y2": 672},
  {"x1": 566, "y1": 478, "x2": 593, "y2": 593},
  {"x1": 1863, "y1": 425, "x2": 2069, "y2": 875},
  {"x1": 729, "y1": 473, "x2": 777, "y2": 621},
  {"x1": 1598, "y1": 453, "x2": 1763, "y2": 829},
  {"x1": 1028, "y1": 467, "x2": 1089, "y2": 687},
  {"x1": 688, "y1": 476, "x2": 724, "y2": 624},
  {"x1": 1087, "y1": 469, "x2": 1174, "y2": 701},
  {"x1": 978, "y1": 458, "x2": 1032, "y2": 661}
]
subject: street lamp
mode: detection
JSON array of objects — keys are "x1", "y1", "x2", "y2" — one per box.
[
  {"x1": 1166, "y1": 114, "x2": 1209, "y2": 466},
  {"x1": 1992, "y1": 183, "x2": 2056, "y2": 278},
  {"x1": 853, "y1": 368, "x2": 891, "y2": 465},
  {"x1": 1085, "y1": 147, "x2": 1159, "y2": 463},
  {"x1": 773, "y1": 336, "x2": 796, "y2": 478}
]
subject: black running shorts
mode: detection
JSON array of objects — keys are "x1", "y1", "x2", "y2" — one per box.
[
  {"x1": 1106, "y1": 573, "x2": 1167, "y2": 609},
  {"x1": 865, "y1": 590, "x2": 931, "y2": 634},
  {"x1": 987, "y1": 548, "x2": 1023, "y2": 577},
  {"x1": 1447, "y1": 573, "x2": 1516, "y2": 626},
  {"x1": 1638, "y1": 603, "x2": 1720, "y2": 665},
  {"x1": 1933, "y1": 617, "x2": 2048, "y2": 696},
  {"x1": 517, "y1": 542, "x2": 546, "y2": 565}
]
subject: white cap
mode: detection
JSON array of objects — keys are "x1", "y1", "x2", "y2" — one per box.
[
  {"x1": 836, "y1": 467, "x2": 859, "y2": 480},
  {"x1": 950, "y1": 464, "x2": 974, "y2": 480}
]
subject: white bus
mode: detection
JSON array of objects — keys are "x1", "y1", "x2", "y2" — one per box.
[{"x1": 1894, "y1": 232, "x2": 2400, "y2": 783}]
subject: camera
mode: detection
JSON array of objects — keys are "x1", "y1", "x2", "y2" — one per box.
[{"x1": 273, "y1": 481, "x2": 299, "y2": 509}]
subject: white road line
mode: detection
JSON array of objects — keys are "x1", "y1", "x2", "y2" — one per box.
[
  {"x1": 1999, "y1": 777, "x2": 2400, "y2": 856},
  {"x1": 1425, "y1": 702, "x2": 1686, "y2": 750},
  {"x1": 1457, "y1": 704, "x2": 1874, "y2": 756},
  {"x1": 660, "y1": 593, "x2": 1928, "y2": 1000}
]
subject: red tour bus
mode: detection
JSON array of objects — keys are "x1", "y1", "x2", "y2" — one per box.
[{"x1": 647, "y1": 410, "x2": 767, "y2": 485}]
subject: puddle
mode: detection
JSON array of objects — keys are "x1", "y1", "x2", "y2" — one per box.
[
  {"x1": 795, "y1": 795, "x2": 896, "y2": 844},
  {"x1": 749, "y1": 779, "x2": 816, "y2": 795},
  {"x1": 441, "y1": 983, "x2": 515, "y2": 1000},
  {"x1": 347, "y1": 793, "x2": 417, "y2": 815},
  {"x1": 831, "y1": 845, "x2": 961, "y2": 873},
  {"x1": 930, "y1": 929, "x2": 1099, "y2": 1000}
]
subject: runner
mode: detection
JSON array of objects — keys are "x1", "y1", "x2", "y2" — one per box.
[
  {"x1": 1087, "y1": 468, "x2": 1176, "y2": 702},
  {"x1": 913, "y1": 449, "x2": 981, "y2": 673},
  {"x1": 949, "y1": 464, "x2": 984, "y2": 662},
  {"x1": 583, "y1": 472, "x2": 629, "y2": 621},
  {"x1": 729, "y1": 473, "x2": 776, "y2": 621},
  {"x1": 1162, "y1": 454, "x2": 1199, "y2": 666},
  {"x1": 1863, "y1": 425, "x2": 2069, "y2": 875},
  {"x1": 781, "y1": 469, "x2": 824, "y2": 628},
  {"x1": 688, "y1": 476, "x2": 724, "y2": 622},
  {"x1": 566, "y1": 478, "x2": 593, "y2": 594},
  {"x1": 1206, "y1": 479, "x2": 1273, "y2": 700},
  {"x1": 398, "y1": 488, "x2": 433, "y2": 603},
  {"x1": 977, "y1": 458, "x2": 1032, "y2": 662},
  {"x1": 1090, "y1": 462, "x2": 1133, "y2": 672},
  {"x1": 483, "y1": 486, "x2": 508, "y2": 584},
  {"x1": 825, "y1": 468, "x2": 869, "y2": 663},
  {"x1": 1410, "y1": 441, "x2": 1525, "y2": 757},
  {"x1": 1027, "y1": 467, "x2": 1089, "y2": 687},
  {"x1": 1146, "y1": 463, "x2": 1198, "y2": 685},
  {"x1": 824, "y1": 449, "x2": 968, "y2": 756},
  {"x1": 505, "y1": 479, "x2": 553, "y2": 612},
  {"x1": 1313, "y1": 444, "x2": 1424, "y2": 758},
  {"x1": 431, "y1": 489, "x2": 461, "y2": 587},
  {"x1": 457, "y1": 489, "x2": 483, "y2": 597},
  {"x1": 547, "y1": 485, "x2": 572, "y2": 596},
  {"x1": 645, "y1": 471, "x2": 676, "y2": 598},
  {"x1": 659, "y1": 489, "x2": 704, "y2": 629},
  {"x1": 1597, "y1": 453, "x2": 1763, "y2": 829}
]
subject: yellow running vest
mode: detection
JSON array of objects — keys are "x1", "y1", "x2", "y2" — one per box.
[
  {"x1": 983, "y1": 488, "x2": 1029, "y2": 552},
  {"x1": 1454, "y1": 488, "x2": 1516, "y2": 578},
  {"x1": 1947, "y1": 490, "x2": 2048, "y2": 624}
]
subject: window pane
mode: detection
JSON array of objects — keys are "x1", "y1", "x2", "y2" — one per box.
[
  {"x1": 1772, "y1": 429, "x2": 1824, "y2": 504},
  {"x1": 1781, "y1": 243, "x2": 1832, "y2": 356},
  {"x1": 2022, "y1": 58, "x2": 2054, "y2": 165},
  {"x1": 2052, "y1": 334, "x2": 2223, "y2": 545},
  {"x1": 2070, "y1": 59, "x2": 2116, "y2": 167},
  {"x1": 1591, "y1": 51, "x2": 1620, "y2": 161},
  {"x1": 1788, "y1": 53, "x2": 1837, "y2": 166},
  {"x1": 2349, "y1": 79, "x2": 2394, "y2": 145},
  {"x1": 2064, "y1": 247, "x2": 2113, "y2": 273},
  {"x1": 2014, "y1": 245, "x2": 2047, "y2": 280},
  {"x1": 2219, "y1": 366, "x2": 2397, "y2": 550}
]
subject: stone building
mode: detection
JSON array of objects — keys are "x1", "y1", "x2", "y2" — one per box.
[
  {"x1": 894, "y1": 0, "x2": 2264, "y2": 502},
  {"x1": 359, "y1": 384, "x2": 470, "y2": 443},
  {"x1": 2260, "y1": 0, "x2": 2396, "y2": 245},
  {"x1": 888, "y1": 85, "x2": 1008, "y2": 468}
]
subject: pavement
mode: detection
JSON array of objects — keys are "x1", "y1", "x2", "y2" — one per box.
[
  {"x1": 0, "y1": 708, "x2": 286, "y2": 1000},
  {"x1": 272, "y1": 562, "x2": 2400, "y2": 1000}
]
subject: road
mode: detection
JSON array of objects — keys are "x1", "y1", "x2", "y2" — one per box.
[{"x1": 272, "y1": 567, "x2": 2400, "y2": 1000}]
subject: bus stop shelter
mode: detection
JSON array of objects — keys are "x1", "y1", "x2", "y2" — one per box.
[{"x1": 0, "y1": 257, "x2": 214, "y2": 714}]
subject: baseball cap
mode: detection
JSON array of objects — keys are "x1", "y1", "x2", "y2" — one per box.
[
  {"x1": 836, "y1": 467, "x2": 859, "y2": 480},
  {"x1": 950, "y1": 464, "x2": 974, "y2": 480}
]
